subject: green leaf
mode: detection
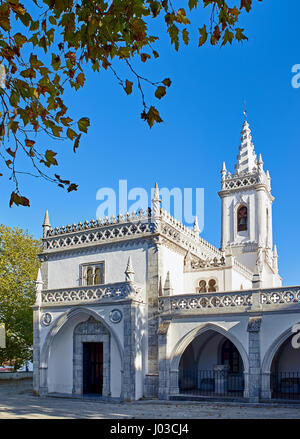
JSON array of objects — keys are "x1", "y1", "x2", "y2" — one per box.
[
  {"x1": 77, "y1": 117, "x2": 90, "y2": 133},
  {"x1": 124, "y1": 80, "x2": 133, "y2": 95},
  {"x1": 14, "y1": 33, "x2": 27, "y2": 47},
  {"x1": 188, "y1": 0, "x2": 198, "y2": 10},
  {"x1": 155, "y1": 86, "x2": 166, "y2": 99},
  {"x1": 67, "y1": 183, "x2": 78, "y2": 192},
  {"x1": 198, "y1": 25, "x2": 207, "y2": 46},
  {"x1": 182, "y1": 28, "x2": 189, "y2": 45},
  {"x1": 222, "y1": 28, "x2": 234, "y2": 45},
  {"x1": 235, "y1": 28, "x2": 248, "y2": 42},
  {"x1": 141, "y1": 106, "x2": 163, "y2": 128},
  {"x1": 162, "y1": 78, "x2": 172, "y2": 87},
  {"x1": 76, "y1": 72, "x2": 85, "y2": 87},
  {"x1": 73, "y1": 134, "x2": 81, "y2": 152},
  {"x1": 67, "y1": 127, "x2": 77, "y2": 140},
  {"x1": 9, "y1": 192, "x2": 30, "y2": 207},
  {"x1": 44, "y1": 150, "x2": 58, "y2": 167}
]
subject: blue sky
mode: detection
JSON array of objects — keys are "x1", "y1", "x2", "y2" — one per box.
[{"x1": 1, "y1": 0, "x2": 299, "y2": 285}]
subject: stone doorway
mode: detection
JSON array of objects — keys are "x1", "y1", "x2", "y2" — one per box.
[
  {"x1": 83, "y1": 342, "x2": 103, "y2": 394},
  {"x1": 73, "y1": 317, "x2": 110, "y2": 396}
]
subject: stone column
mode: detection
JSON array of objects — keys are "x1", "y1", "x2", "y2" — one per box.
[
  {"x1": 158, "y1": 320, "x2": 171, "y2": 400},
  {"x1": 214, "y1": 364, "x2": 229, "y2": 394},
  {"x1": 32, "y1": 307, "x2": 40, "y2": 396},
  {"x1": 256, "y1": 189, "x2": 266, "y2": 247},
  {"x1": 169, "y1": 370, "x2": 180, "y2": 395},
  {"x1": 261, "y1": 372, "x2": 272, "y2": 399},
  {"x1": 122, "y1": 303, "x2": 136, "y2": 401},
  {"x1": 221, "y1": 195, "x2": 229, "y2": 250},
  {"x1": 144, "y1": 238, "x2": 162, "y2": 398},
  {"x1": 247, "y1": 316, "x2": 262, "y2": 402}
]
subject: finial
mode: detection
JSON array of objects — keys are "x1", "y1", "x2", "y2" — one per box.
[
  {"x1": 193, "y1": 216, "x2": 200, "y2": 234},
  {"x1": 163, "y1": 271, "x2": 173, "y2": 296},
  {"x1": 42, "y1": 210, "x2": 51, "y2": 238},
  {"x1": 43, "y1": 210, "x2": 50, "y2": 226},
  {"x1": 125, "y1": 256, "x2": 135, "y2": 282},
  {"x1": 152, "y1": 182, "x2": 161, "y2": 220},
  {"x1": 153, "y1": 182, "x2": 160, "y2": 201},
  {"x1": 243, "y1": 100, "x2": 247, "y2": 121},
  {"x1": 273, "y1": 244, "x2": 278, "y2": 258}
]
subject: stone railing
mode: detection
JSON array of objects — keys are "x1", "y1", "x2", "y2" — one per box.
[
  {"x1": 160, "y1": 209, "x2": 222, "y2": 260},
  {"x1": 232, "y1": 259, "x2": 253, "y2": 280},
  {"x1": 158, "y1": 286, "x2": 300, "y2": 315},
  {"x1": 41, "y1": 281, "x2": 144, "y2": 304}
]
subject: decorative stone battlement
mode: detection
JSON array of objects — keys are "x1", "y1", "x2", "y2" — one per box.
[
  {"x1": 158, "y1": 286, "x2": 300, "y2": 315},
  {"x1": 160, "y1": 209, "x2": 222, "y2": 259},
  {"x1": 43, "y1": 210, "x2": 153, "y2": 251},
  {"x1": 220, "y1": 171, "x2": 269, "y2": 192},
  {"x1": 40, "y1": 281, "x2": 144, "y2": 305},
  {"x1": 42, "y1": 206, "x2": 222, "y2": 262}
]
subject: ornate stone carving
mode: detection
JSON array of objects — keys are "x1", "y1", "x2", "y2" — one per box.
[
  {"x1": 41, "y1": 312, "x2": 52, "y2": 326},
  {"x1": 109, "y1": 309, "x2": 123, "y2": 324},
  {"x1": 247, "y1": 316, "x2": 262, "y2": 332}
]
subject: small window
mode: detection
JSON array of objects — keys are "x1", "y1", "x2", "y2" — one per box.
[
  {"x1": 237, "y1": 205, "x2": 247, "y2": 232},
  {"x1": 199, "y1": 280, "x2": 207, "y2": 293},
  {"x1": 208, "y1": 279, "x2": 217, "y2": 292},
  {"x1": 198, "y1": 279, "x2": 218, "y2": 293},
  {"x1": 81, "y1": 262, "x2": 105, "y2": 286}
]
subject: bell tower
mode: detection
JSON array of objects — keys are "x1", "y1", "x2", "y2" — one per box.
[{"x1": 218, "y1": 116, "x2": 281, "y2": 287}]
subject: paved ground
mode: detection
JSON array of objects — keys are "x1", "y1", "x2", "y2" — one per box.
[{"x1": 0, "y1": 392, "x2": 300, "y2": 419}]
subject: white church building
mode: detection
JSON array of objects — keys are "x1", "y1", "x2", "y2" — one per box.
[{"x1": 33, "y1": 119, "x2": 300, "y2": 402}]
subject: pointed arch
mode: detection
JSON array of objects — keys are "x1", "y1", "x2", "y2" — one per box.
[
  {"x1": 39, "y1": 306, "x2": 124, "y2": 392},
  {"x1": 170, "y1": 322, "x2": 249, "y2": 373},
  {"x1": 261, "y1": 325, "x2": 299, "y2": 374}
]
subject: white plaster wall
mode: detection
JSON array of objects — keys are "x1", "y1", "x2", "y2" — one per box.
[
  {"x1": 182, "y1": 266, "x2": 251, "y2": 294},
  {"x1": 231, "y1": 268, "x2": 252, "y2": 291},
  {"x1": 161, "y1": 246, "x2": 184, "y2": 294},
  {"x1": 183, "y1": 269, "x2": 224, "y2": 294},
  {"x1": 43, "y1": 305, "x2": 124, "y2": 397},
  {"x1": 47, "y1": 244, "x2": 147, "y2": 290}
]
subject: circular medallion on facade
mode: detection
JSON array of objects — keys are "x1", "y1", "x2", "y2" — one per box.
[
  {"x1": 109, "y1": 309, "x2": 122, "y2": 324},
  {"x1": 41, "y1": 312, "x2": 52, "y2": 326}
]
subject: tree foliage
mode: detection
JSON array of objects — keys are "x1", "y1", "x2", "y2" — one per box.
[
  {"x1": 0, "y1": 0, "x2": 262, "y2": 206},
  {"x1": 0, "y1": 225, "x2": 41, "y2": 370}
]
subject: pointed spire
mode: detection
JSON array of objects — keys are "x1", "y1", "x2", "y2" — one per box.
[
  {"x1": 234, "y1": 118, "x2": 258, "y2": 176},
  {"x1": 35, "y1": 268, "x2": 43, "y2": 306},
  {"x1": 42, "y1": 210, "x2": 51, "y2": 238},
  {"x1": 151, "y1": 182, "x2": 161, "y2": 219},
  {"x1": 125, "y1": 256, "x2": 135, "y2": 282},
  {"x1": 273, "y1": 245, "x2": 278, "y2": 272},
  {"x1": 163, "y1": 271, "x2": 173, "y2": 296},
  {"x1": 193, "y1": 216, "x2": 200, "y2": 234},
  {"x1": 257, "y1": 153, "x2": 264, "y2": 172}
]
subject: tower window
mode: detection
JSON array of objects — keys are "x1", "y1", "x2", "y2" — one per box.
[
  {"x1": 237, "y1": 205, "x2": 248, "y2": 232},
  {"x1": 81, "y1": 262, "x2": 105, "y2": 286}
]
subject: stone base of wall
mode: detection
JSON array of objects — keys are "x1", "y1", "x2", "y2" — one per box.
[
  {"x1": 0, "y1": 372, "x2": 33, "y2": 394},
  {"x1": 144, "y1": 374, "x2": 158, "y2": 398}
]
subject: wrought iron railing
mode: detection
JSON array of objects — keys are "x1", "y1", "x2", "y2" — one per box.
[
  {"x1": 271, "y1": 372, "x2": 300, "y2": 400},
  {"x1": 179, "y1": 369, "x2": 244, "y2": 398}
]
